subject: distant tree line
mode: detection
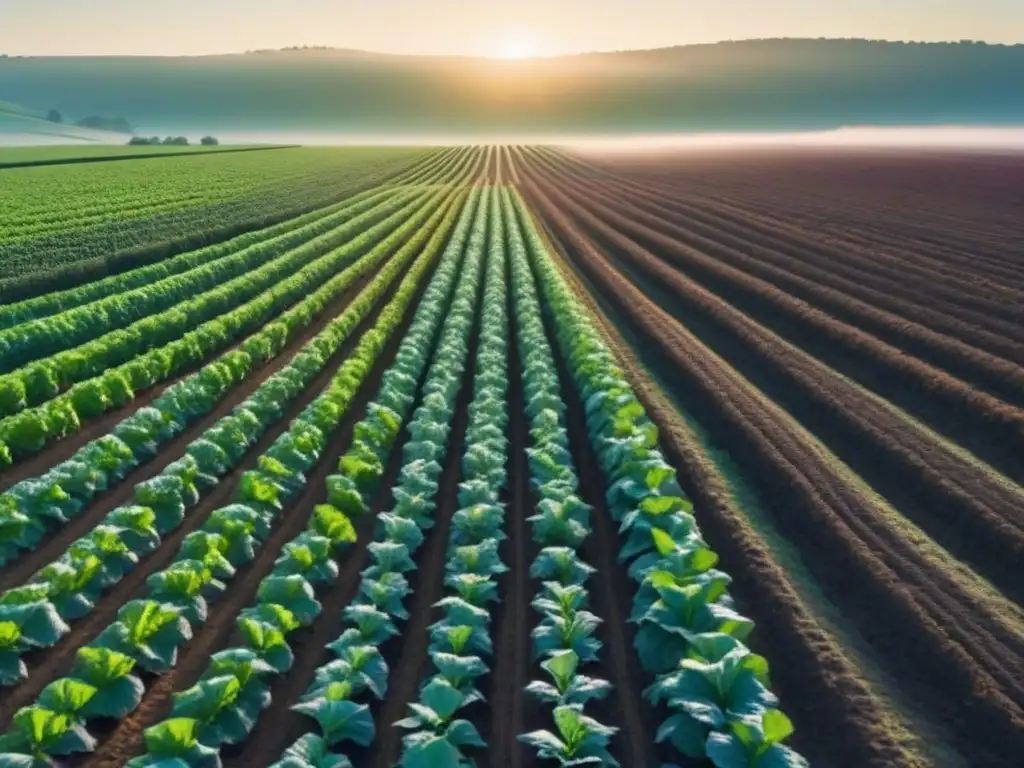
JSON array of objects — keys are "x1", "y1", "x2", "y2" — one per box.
[{"x1": 127, "y1": 135, "x2": 219, "y2": 146}]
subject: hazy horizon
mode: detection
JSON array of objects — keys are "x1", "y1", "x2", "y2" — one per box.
[{"x1": 2, "y1": 0, "x2": 1023, "y2": 57}]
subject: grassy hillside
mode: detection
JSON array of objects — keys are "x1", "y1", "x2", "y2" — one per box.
[
  {"x1": 1, "y1": 39, "x2": 1022, "y2": 135},
  {"x1": 0, "y1": 99, "x2": 124, "y2": 144}
]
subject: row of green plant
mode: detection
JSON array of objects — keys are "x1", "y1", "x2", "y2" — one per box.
[
  {"x1": 0, "y1": 186, "x2": 400, "y2": 370},
  {"x1": 266, "y1": 188, "x2": 491, "y2": 768},
  {"x1": 0, "y1": 148, "x2": 437, "y2": 290},
  {"x1": 0, "y1": 188, "x2": 450, "y2": 467},
  {"x1": 393, "y1": 187, "x2": 510, "y2": 768},
  {"x1": 0, "y1": 184, "x2": 426, "y2": 413},
  {"x1": 502, "y1": 189, "x2": 620, "y2": 766},
  {"x1": 0, "y1": 147, "x2": 465, "y2": 332},
  {"x1": 127, "y1": 188, "x2": 485, "y2": 768},
  {"x1": 0, "y1": 188, "x2": 470, "y2": 768},
  {"x1": 0, "y1": 189, "x2": 462, "y2": 574},
  {"x1": 514, "y1": 192, "x2": 808, "y2": 768},
  {"x1": 0, "y1": 189, "x2": 458, "y2": 698}
]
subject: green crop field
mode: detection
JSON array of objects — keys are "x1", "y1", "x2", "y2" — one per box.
[{"x1": 0, "y1": 143, "x2": 1019, "y2": 768}]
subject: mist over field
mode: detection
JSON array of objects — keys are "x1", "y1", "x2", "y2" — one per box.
[{"x1": 2, "y1": 39, "x2": 1023, "y2": 140}]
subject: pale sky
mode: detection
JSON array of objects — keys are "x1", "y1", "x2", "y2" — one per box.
[{"x1": 2, "y1": 0, "x2": 1022, "y2": 57}]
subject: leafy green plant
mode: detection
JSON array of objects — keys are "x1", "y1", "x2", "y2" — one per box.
[
  {"x1": 706, "y1": 711, "x2": 808, "y2": 768},
  {"x1": 69, "y1": 647, "x2": 145, "y2": 719},
  {"x1": 396, "y1": 678, "x2": 484, "y2": 768},
  {"x1": 270, "y1": 733, "x2": 353, "y2": 768},
  {"x1": 519, "y1": 705, "x2": 619, "y2": 767},
  {"x1": 257, "y1": 575, "x2": 321, "y2": 625},
  {"x1": 125, "y1": 718, "x2": 221, "y2": 767},
  {"x1": 525, "y1": 650, "x2": 612, "y2": 707},
  {"x1": 292, "y1": 684, "x2": 375, "y2": 748},
  {"x1": 0, "y1": 706, "x2": 96, "y2": 759},
  {"x1": 91, "y1": 600, "x2": 192, "y2": 673}
]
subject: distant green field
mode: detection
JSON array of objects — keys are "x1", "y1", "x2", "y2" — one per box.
[
  {"x1": 0, "y1": 144, "x2": 278, "y2": 167},
  {"x1": 0, "y1": 146, "x2": 432, "y2": 299}
]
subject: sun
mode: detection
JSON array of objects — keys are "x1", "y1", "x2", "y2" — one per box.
[{"x1": 495, "y1": 31, "x2": 539, "y2": 60}]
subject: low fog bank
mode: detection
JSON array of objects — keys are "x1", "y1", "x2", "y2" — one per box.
[
  {"x1": 173, "y1": 125, "x2": 1024, "y2": 151},
  {"x1": 6, "y1": 125, "x2": 1024, "y2": 151}
]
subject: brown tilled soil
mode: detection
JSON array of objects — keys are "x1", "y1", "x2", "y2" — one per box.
[{"x1": 515, "y1": 150, "x2": 1024, "y2": 767}]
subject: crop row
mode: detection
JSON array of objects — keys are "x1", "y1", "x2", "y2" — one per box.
[
  {"x1": 262, "y1": 188, "x2": 490, "y2": 767},
  {"x1": 502, "y1": 188, "x2": 620, "y2": 765},
  {"x1": 0, "y1": 187, "x2": 470, "y2": 766},
  {"x1": 514, "y1": 191, "x2": 808, "y2": 767},
  {"x1": 0, "y1": 186, "x2": 399, "y2": 362},
  {"x1": 0, "y1": 188, "x2": 450, "y2": 467},
  {"x1": 0, "y1": 187, "x2": 461, "y2": 579},
  {"x1": 0, "y1": 185, "x2": 425, "y2": 420},
  {"x1": 0, "y1": 148, "x2": 442, "y2": 299},
  {"x1": 127, "y1": 187, "x2": 486, "y2": 767}
]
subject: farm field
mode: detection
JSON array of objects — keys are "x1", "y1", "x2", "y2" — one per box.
[
  {"x1": 0, "y1": 147, "x2": 432, "y2": 301},
  {"x1": 0, "y1": 143, "x2": 1020, "y2": 768}
]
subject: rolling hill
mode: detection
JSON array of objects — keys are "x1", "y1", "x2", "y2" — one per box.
[{"x1": 1, "y1": 39, "x2": 1023, "y2": 136}]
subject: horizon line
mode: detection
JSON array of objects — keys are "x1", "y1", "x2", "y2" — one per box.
[{"x1": 2, "y1": 35, "x2": 1023, "y2": 60}]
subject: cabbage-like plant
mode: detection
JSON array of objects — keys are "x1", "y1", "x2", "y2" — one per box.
[
  {"x1": 428, "y1": 623, "x2": 492, "y2": 658},
  {"x1": 0, "y1": 503, "x2": 36, "y2": 565},
  {"x1": 304, "y1": 645, "x2": 387, "y2": 702},
  {"x1": 325, "y1": 475, "x2": 365, "y2": 519},
  {"x1": 361, "y1": 542, "x2": 415, "y2": 580},
  {"x1": 134, "y1": 474, "x2": 192, "y2": 532},
  {"x1": 519, "y1": 705, "x2": 619, "y2": 766},
  {"x1": 146, "y1": 562, "x2": 217, "y2": 626},
  {"x1": 706, "y1": 711, "x2": 808, "y2": 768},
  {"x1": 528, "y1": 497, "x2": 590, "y2": 549},
  {"x1": 618, "y1": 497, "x2": 698, "y2": 565},
  {"x1": 178, "y1": 532, "x2": 236, "y2": 580},
  {"x1": 532, "y1": 610, "x2": 602, "y2": 663},
  {"x1": 429, "y1": 654, "x2": 488, "y2": 702},
  {"x1": 186, "y1": 439, "x2": 232, "y2": 487},
  {"x1": 92, "y1": 600, "x2": 192, "y2": 673},
  {"x1": 257, "y1": 575, "x2": 321, "y2": 626},
  {"x1": 648, "y1": 645, "x2": 775, "y2": 758},
  {"x1": 66, "y1": 525, "x2": 137, "y2": 587},
  {"x1": 448, "y1": 505, "x2": 505, "y2": 547},
  {"x1": 237, "y1": 470, "x2": 285, "y2": 514},
  {"x1": 270, "y1": 733, "x2": 353, "y2": 768},
  {"x1": 69, "y1": 647, "x2": 144, "y2": 719},
  {"x1": 124, "y1": 718, "x2": 222, "y2": 768},
  {"x1": 396, "y1": 678, "x2": 484, "y2": 767},
  {"x1": 328, "y1": 605, "x2": 398, "y2": 655},
  {"x1": 104, "y1": 505, "x2": 161, "y2": 554},
  {"x1": 448, "y1": 539, "x2": 506, "y2": 578},
  {"x1": 444, "y1": 573, "x2": 499, "y2": 608},
  {"x1": 0, "y1": 706, "x2": 96, "y2": 759},
  {"x1": 274, "y1": 534, "x2": 339, "y2": 585},
  {"x1": 37, "y1": 678, "x2": 97, "y2": 719},
  {"x1": 633, "y1": 577, "x2": 754, "y2": 675},
  {"x1": 530, "y1": 548, "x2": 595, "y2": 587},
  {"x1": 0, "y1": 602, "x2": 69, "y2": 681},
  {"x1": 171, "y1": 674, "x2": 255, "y2": 746},
  {"x1": 309, "y1": 505, "x2": 357, "y2": 550},
  {"x1": 379, "y1": 513, "x2": 424, "y2": 551},
  {"x1": 33, "y1": 555, "x2": 103, "y2": 619},
  {"x1": 291, "y1": 683, "x2": 375, "y2": 748},
  {"x1": 357, "y1": 573, "x2": 410, "y2": 620},
  {"x1": 237, "y1": 616, "x2": 294, "y2": 673},
  {"x1": 525, "y1": 650, "x2": 612, "y2": 707},
  {"x1": 258, "y1": 455, "x2": 305, "y2": 496},
  {"x1": 390, "y1": 487, "x2": 435, "y2": 530}
]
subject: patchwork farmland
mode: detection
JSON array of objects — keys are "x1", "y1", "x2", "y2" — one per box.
[{"x1": 0, "y1": 144, "x2": 1021, "y2": 768}]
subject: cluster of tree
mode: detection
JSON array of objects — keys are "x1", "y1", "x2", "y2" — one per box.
[{"x1": 127, "y1": 135, "x2": 219, "y2": 146}]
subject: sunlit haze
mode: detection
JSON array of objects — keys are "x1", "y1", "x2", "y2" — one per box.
[{"x1": 1, "y1": 0, "x2": 1022, "y2": 56}]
